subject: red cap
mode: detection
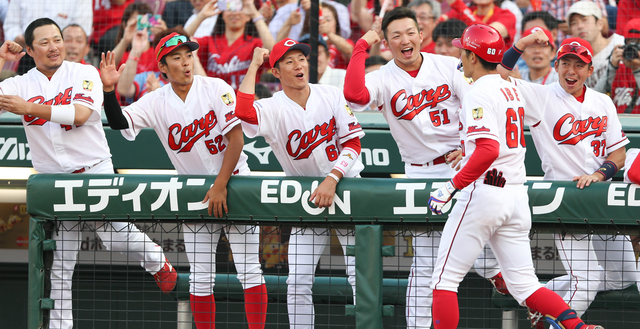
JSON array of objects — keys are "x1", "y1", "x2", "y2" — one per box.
[
  {"x1": 269, "y1": 38, "x2": 311, "y2": 68},
  {"x1": 155, "y1": 32, "x2": 199, "y2": 63},
  {"x1": 624, "y1": 18, "x2": 640, "y2": 39},
  {"x1": 523, "y1": 26, "x2": 555, "y2": 48},
  {"x1": 557, "y1": 37, "x2": 593, "y2": 64},
  {"x1": 452, "y1": 24, "x2": 505, "y2": 63}
]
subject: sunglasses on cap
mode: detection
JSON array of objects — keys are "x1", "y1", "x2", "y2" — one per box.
[
  {"x1": 557, "y1": 43, "x2": 592, "y2": 61},
  {"x1": 157, "y1": 35, "x2": 188, "y2": 58}
]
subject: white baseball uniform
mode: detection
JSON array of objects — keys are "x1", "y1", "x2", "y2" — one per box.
[
  {"x1": 347, "y1": 53, "x2": 501, "y2": 328},
  {"x1": 120, "y1": 75, "x2": 264, "y2": 295},
  {"x1": 624, "y1": 148, "x2": 640, "y2": 184},
  {"x1": 242, "y1": 83, "x2": 364, "y2": 329},
  {"x1": 514, "y1": 79, "x2": 637, "y2": 316},
  {"x1": 431, "y1": 74, "x2": 542, "y2": 306},
  {"x1": 0, "y1": 61, "x2": 164, "y2": 329}
]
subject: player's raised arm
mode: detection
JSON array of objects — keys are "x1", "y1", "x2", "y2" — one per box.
[
  {"x1": 100, "y1": 51, "x2": 130, "y2": 130},
  {"x1": 236, "y1": 47, "x2": 269, "y2": 125},
  {"x1": 0, "y1": 40, "x2": 25, "y2": 69},
  {"x1": 343, "y1": 30, "x2": 379, "y2": 105},
  {"x1": 498, "y1": 29, "x2": 549, "y2": 80},
  {"x1": 573, "y1": 147, "x2": 626, "y2": 189}
]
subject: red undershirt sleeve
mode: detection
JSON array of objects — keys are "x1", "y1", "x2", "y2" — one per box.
[
  {"x1": 627, "y1": 154, "x2": 640, "y2": 184},
  {"x1": 452, "y1": 138, "x2": 500, "y2": 189},
  {"x1": 341, "y1": 137, "x2": 361, "y2": 154},
  {"x1": 236, "y1": 91, "x2": 258, "y2": 125},
  {"x1": 344, "y1": 39, "x2": 371, "y2": 105}
]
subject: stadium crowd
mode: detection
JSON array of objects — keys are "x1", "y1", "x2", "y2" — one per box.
[{"x1": 0, "y1": 0, "x2": 638, "y2": 111}]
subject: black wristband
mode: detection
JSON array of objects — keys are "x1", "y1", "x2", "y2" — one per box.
[
  {"x1": 500, "y1": 45, "x2": 523, "y2": 71},
  {"x1": 103, "y1": 90, "x2": 129, "y2": 130},
  {"x1": 596, "y1": 160, "x2": 618, "y2": 181}
]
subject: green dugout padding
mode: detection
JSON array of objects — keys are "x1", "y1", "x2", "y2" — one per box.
[{"x1": 26, "y1": 175, "x2": 640, "y2": 225}]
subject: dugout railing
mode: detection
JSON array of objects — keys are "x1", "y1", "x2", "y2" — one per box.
[{"x1": 25, "y1": 174, "x2": 640, "y2": 329}]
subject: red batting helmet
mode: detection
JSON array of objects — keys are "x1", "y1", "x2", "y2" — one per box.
[{"x1": 452, "y1": 24, "x2": 505, "y2": 63}]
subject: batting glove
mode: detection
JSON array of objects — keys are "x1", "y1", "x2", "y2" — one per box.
[{"x1": 428, "y1": 180, "x2": 459, "y2": 215}]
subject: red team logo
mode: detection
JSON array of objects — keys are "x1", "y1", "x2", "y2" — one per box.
[
  {"x1": 286, "y1": 117, "x2": 337, "y2": 160},
  {"x1": 168, "y1": 110, "x2": 219, "y2": 153},
  {"x1": 25, "y1": 87, "x2": 75, "y2": 126},
  {"x1": 552, "y1": 113, "x2": 607, "y2": 145},
  {"x1": 390, "y1": 85, "x2": 452, "y2": 121}
]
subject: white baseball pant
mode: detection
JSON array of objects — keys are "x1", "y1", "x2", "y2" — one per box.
[
  {"x1": 404, "y1": 163, "x2": 501, "y2": 328},
  {"x1": 432, "y1": 183, "x2": 541, "y2": 306},
  {"x1": 546, "y1": 234, "x2": 639, "y2": 316},
  {"x1": 49, "y1": 159, "x2": 165, "y2": 329},
  {"x1": 287, "y1": 227, "x2": 356, "y2": 329},
  {"x1": 183, "y1": 223, "x2": 265, "y2": 295}
]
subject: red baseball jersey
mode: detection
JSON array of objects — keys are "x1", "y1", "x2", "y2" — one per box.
[{"x1": 196, "y1": 34, "x2": 264, "y2": 91}]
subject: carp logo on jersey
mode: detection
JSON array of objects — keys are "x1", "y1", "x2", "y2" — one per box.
[
  {"x1": 390, "y1": 84, "x2": 452, "y2": 121},
  {"x1": 286, "y1": 117, "x2": 337, "y2": 160},
  {"x1": 552, "y1": 113, "x2": 607, "y2": 145},
  {"x1": 25, "y1": 87, "x2": 74, "y2": 126},
  {"x1": 168, "y1": 110, "x2": 219, "y2": 153}
]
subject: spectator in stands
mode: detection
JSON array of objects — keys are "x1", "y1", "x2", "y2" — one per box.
[
  {"x1": 112, "y1": 3, "x2": 168, "y2": 73},
  {"x1": 501, "y1": 0, "x2": 523, "y2": 41},
  {"x1": 616, "y1": 0, "x2": 640, "y2": 38},
  {"x1": 540, "y1": 0, "x2": 607, "y2": 36},
  {"x1": 432, "y1": 19, "x2": 466, "y2": 58},
  {"x1": 163, "y1": 0, "x2": 195, "y2": 29},
  {"x1": 270, "y1": 0, "x2": 350, "y2": 41},
  {"x1": 522, "y1": 11, "x2": 559, "y2": 44},
  {"x1": 364, "y1": 55, "x2": 388, "y2": 74},
  {"x1": 566, "y1": 1, "x2": 623, "y2": 88},
  {"x1": 407, "y1": 0, "x2": 440, "y2": 54},
  {"x1": 299, "y1": 3, "x2": 352, "y2": 69},
  {"x1": 116, "y1": 27, "x2": 206, "y2": 105},
  {"x1": 185, "y1": 0, "x2": 220, "y2": 38},
  {"x1": 93, "y1": 0, "x2": 135, "y2": 56},
  {"x1": 186, "y1": 0, "x2": 275, "y2": 90},
  {"x1": 299, "y1": 34, "x2": 345, "y2": 89},
  {"x1": 594, "y1": 18, "x2": 640, "y2": 114},
  {"x1": 4, "y1": 0, "x2": 93, "y2": 74},
  {"x1": 441, "y1": 0, "x2": 516, "y2": 48},
  {"x1": 512, "y1": 26, "x2": 558, "y2": 85},
  {"x1": 255, "y1": 83, "x2": 273, "y2": 99},
  {"x1": 62, "y1": 24, "x2": 91, "y2": 65},
  {"x1": 0, "y1": 0, "x2": 7, "y2": 45}
]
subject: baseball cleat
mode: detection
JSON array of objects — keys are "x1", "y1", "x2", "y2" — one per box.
[
  {"x1": 488, "y1": 272, "x2": 511, "y2": 295},
  {"x1": 154, "y1": 259, "x2": 177, "y2": 294}
]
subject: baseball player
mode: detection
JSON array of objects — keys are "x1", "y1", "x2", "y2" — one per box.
[
  {"x1": 500, "y1": 32, "x2": 637, "y2": 325},
  {"x1": 99, "y1": 32, "x2": 267, "y2": 329},
  {"x1": 624, "y1": 149, "x2": 640, "y2": 184},
  {"x1": 428, "y1": 23, "x2": 603, "y2": 329},
  {"x1": 0, "y1": 18, "x2": 176, "y2": 329},
  {"x1": 235, "y1": 39, "x2": 364, "y2": 329},
  {"x1": 343, "y1": 7, "x2": 504, "y2": 328}
]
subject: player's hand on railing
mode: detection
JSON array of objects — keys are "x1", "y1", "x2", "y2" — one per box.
[
  {"x1": 514, "y1": 28, "x2": 549, "y2": 50},
  {"x1": 428, "y1": 180, "x2": 458, "y2": 215},
  {"x1": 573, "y1": 173, "x2": 603, "y2": 189},
  {"x1": 100, "y1": 51, "x2": 125, "y2": 92},
  {"x1": 0, "y1": 41, "x2": 25, "y2": 62},
  {"x1": 202, "y1": 183, "x2": 229, "y2": 218},
  {"x1": 310, "y1": 178, "x2": 337, "y2": 208},
  {"x1": 361, "y1": 30, "x2": 381, "y2": 47}
]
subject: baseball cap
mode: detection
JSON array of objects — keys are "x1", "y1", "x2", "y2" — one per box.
[
  {"x1": 269, "y1": 38, "x2": 311, "y2": 68},
  {"x1": 566, "y1": 1, "x2": 603, "y2": 23},
  {"x1": 298, "y1": 34, "x2": 329, "y2": 52},
  {"x1": 624, "y1": 18, "x2": 640, "y2": 39},
  {"x1": 556, "y1": 37, "x2": 593, "y2": 63},
  {"x1": 522, "y1": 26, "x2": 555, "y2": 48},
  {"x1": 155, "y1": 32, "x2": 199, "y2": 63}
]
